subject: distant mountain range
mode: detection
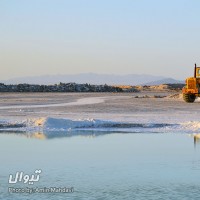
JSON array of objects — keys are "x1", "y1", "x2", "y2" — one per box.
[
  {"x1": 1, "y1": 73, "x2": 184, "y2": 86},
  {"x1": 144, "y1": 78, "x2": 184, "y2": 85}
]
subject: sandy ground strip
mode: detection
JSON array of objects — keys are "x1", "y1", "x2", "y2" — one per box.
[{"x1": 0, "y1": 92, "x2": 199, "y2": 124}]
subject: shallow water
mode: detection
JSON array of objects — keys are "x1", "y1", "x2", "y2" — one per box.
[{"x1": 0, "y1": 132, "x2": 200, "y2": 200}]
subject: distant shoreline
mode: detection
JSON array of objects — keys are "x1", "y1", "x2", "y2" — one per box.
[
  {"x1": 0, "y1": 82, "x2": 184, "y2": 93},
  {"x1": 0, "y1": 82, "x2": 123, "y2": 93}
]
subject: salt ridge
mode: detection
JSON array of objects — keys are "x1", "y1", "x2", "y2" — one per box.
[{"x1": 0, "y1": 117, "x2": 200, "y2": 134}]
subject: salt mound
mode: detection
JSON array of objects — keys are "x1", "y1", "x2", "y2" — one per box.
[
  {"x1": 166, "y1": 93, "x2": 182, "y2": 99},
  {"x1": 181, "y1": 121, "x2": 200, "y2": 131},
  {"x1": 1, "y1": 117, "x2": 200, "y2": 135},
  {"x1": 34, "y1": 118, "x2": 46, "y2": 126},
  {"x1": 30, "y1": 117, "x2": 103, "y2": 130},
  {"x1": 150, "y1": 84, "x2": 169, "y2": 90}
]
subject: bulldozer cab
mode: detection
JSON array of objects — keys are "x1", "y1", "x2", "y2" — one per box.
[{"x1": 196, "y1": 67, "x2": 200, "y2": 78}]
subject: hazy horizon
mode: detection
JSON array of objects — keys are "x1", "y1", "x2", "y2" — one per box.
[
  {"x1": 1, "y1": 0, "x2": 200, "y2": 80},
  {"x1": 0, "y1": 72, "x2": 184, "y2": 86}
]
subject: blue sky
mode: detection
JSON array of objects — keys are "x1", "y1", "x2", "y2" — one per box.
[{"x1": 1, "y1": 0, "x2": 200, "y2": 80}]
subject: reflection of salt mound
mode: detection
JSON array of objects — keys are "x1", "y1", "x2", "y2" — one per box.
[{"x1": 30, "y1": 132, "x2": 47, "y2": 139}]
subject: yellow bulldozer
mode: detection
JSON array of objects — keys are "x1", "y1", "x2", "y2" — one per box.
[{"x1": 182, "y1": 64, "x2": 200, "y2": 103}]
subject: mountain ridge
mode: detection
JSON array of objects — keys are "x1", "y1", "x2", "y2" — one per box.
[
  {"x1": 1, "y1": 73, "x2": 183, "y2": 86},
  {"x1": 144, "y1": 78, "x2": 184, "y2": 86}
]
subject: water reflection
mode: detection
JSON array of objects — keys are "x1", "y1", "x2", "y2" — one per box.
[
  {"x1": 0, "y1": 130, "x2": 124, "y2": 140},
  {"x1": 193, "y1": 134, "x2": 200, "y2": 147},
  {"x1": 1, "y1": 131, "x2": 200, "y2": 148}
]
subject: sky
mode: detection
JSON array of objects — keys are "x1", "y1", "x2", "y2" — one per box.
[{"x1": 1, "y1": 0, "x2": 200, "y2": 80}]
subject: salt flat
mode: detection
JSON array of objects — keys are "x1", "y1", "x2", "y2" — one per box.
[
  {"x1": 0, "y1": 92, "x2": 200, "y2": 134},
  {"x1": 0, "y1": 92, "x2": 197, "y2": 122}
]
